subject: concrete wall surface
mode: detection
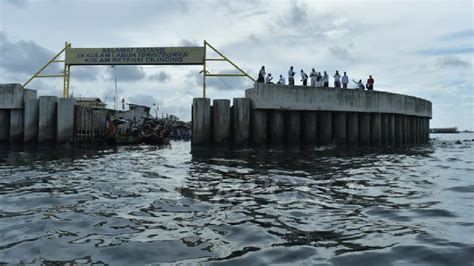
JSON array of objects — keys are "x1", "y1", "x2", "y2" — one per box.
[
  {"x1": 38, "y1": 96, "x2": 58, "y2": 142},
  {"x1": 246, "y1": 83, "x2": 432, "y2": 118},
  {"x1": 57, "y1": 98, "x2": 76, "y2": 143},
  {"x1": 0, "y1": 83, "x2": 24, "y2": 109}
]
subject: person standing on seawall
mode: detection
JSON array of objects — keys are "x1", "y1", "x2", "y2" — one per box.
[
  {"x1": 257, "y1": 66, "x2": 265, "y2": 83},
  {"x1": 288, "y1": 66, "x2": 296, "y2": 86},
  {"x1": 323, "y1": 71, "x2": 329, "y2": 87},
  {"x1": 341, "y1": 72, "x2": 349, "y2": 89},
  {"x1": 310, "y1": 68, "x2": 317, "y2": 87},
  {"x1": 367, "y1": 75, "x2": 374, "y2": 90},
  {"x1": 333, "y1": 70, "x2": 341, "y2": 88},
  {"x1": 301, "y1": 69, "x2": 309, "y2": 86}
]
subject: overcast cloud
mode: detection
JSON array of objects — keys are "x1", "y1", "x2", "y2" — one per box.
[{"x1": 0, "y1": 0, "x2": 473, "y2": 129}]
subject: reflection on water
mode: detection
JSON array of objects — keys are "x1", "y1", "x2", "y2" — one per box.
[{"x1": 0, "y1": 134, "x2": 473, "y2": 265}]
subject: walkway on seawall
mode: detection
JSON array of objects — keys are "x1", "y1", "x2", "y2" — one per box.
[{"x1": 192, "y1": 83, "x2": 432, "y2": 149}]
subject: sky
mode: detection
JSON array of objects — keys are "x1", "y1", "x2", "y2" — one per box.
[{"x1": 0, "y1": 0, "x2": 473, "y2": 129}]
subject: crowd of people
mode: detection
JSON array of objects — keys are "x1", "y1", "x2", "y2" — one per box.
[{"x1": 257, "y1": 66, "x2": 375, "y2": 90}]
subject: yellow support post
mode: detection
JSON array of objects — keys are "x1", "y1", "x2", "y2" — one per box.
[
  {"x1": 63, "y1": 42, "x2": 71, "y2": 98},
  {"x1": 202, "y1": 40, "x2": 207, "y2": 98}
]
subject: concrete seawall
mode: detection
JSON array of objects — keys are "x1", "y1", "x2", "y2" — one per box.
[{"x1": 192, "y1": 83, "x2": 432, "y2": 149}]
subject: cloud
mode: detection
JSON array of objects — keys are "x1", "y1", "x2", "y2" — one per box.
[
  {"x1": 328, "y1": 45, "x2": 352, "y2": 61},
  {"x1": 4, "y1": 0, "x2": 29, "y2": 8},
  {"x1": 148, "y1": 71, "x2": 170, "y2": 83},
  {"x1": 277, "y1": 1, "x2": 308, "y2": 26},
  {"x1": 0, "y1": 31, "x2": 61, "y2": 76},
  {"x1": 437, "y1": 29, "x2": 474, "y2": 41},
  {"x1": 187, "y1": 69, "x2": 253, "y2": 92},
  {"x1": 437, "y1": 57, "x2": 472, "y2": 68},
  {"x1": 416, "y1": 46, "x2": 474, "y2": 56},
  {"x1": 178, "y1": 39, "x2": 200, "y2": 47},
  {"x1": 71, "y1": 66, "x2": 101, "y2": 81},
  {"x1": 127, "y1": 94, "x2": 162, "y2": 107},
  {"x1": 104, "y1": 65, "x2": 146, "y2": 82}
]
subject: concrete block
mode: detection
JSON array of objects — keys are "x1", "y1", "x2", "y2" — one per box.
[
  {"x1": 251, "y1": 109, "x2": 267, "y2": 146},
  {"x1": 388, "y1": 114, "x2": 395, "y2": 147},
  {"x1": 0, "y1": 110, "x2": 9, "y2": 141},
  {"x1": 232, "y1": 98, "x2": 251, "y2": 146},
  {"x1": 302, "y1": 112, "x2": 317, "y2": 148},
  {"x1": 0, "y1": 83, "x2": 23, "y2": 109},
  {"x1": 319, "y1": 111, "x2": 333, "y2": 145},
  {"x1": 23, "y1": 89, "x2": 37, "y2": 103},
  {"x1": 347, "y1": 112, "x2": 358, "y2": 146},
  {"x1": 24, "y1": 99, "x2": 39, "y2": 142},
  {"x1": 381, "y1": 114, "x2": 389, "y2": 146},
  {"x1": 370, "y1": 113, "x2": 382, "y2": 146},
  {"x1": 57, "y1": 98, "x2": 76, "y2": 143},
  {"x1": 269, "y1": 110, "x2": 285, "y2": 147},
  {"x1": 38, "y1": 96, "x2": 58, "y2": 142},
  {"x1": 333, "y1": 112, "x2": 346, "y2": 146},
  {"x1": 359, "y1": 113, "x2": 371, "y2": 146},
  {"x1": 212, "y1": 99, "x2": 231, "y2": 145},
  {"x1": 9, "y1": 110, "x2": 24, "y2": 142},
  {"x1": 286, "y1": 111, "x2": 301, "y2": 148},
  {"x1": 192, "y1": 98, "x2": 211, "y2": 145}
]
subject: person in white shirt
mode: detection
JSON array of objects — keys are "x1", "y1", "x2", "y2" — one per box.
[
  {"x1": 341, "y1": 72, "x2": 349, "y2": 89},
  {"x1": 323, "y1": 71, "x2": 329, "y2": 87},
  {"x1": 257, "y1": 66, "x2": 265, "y2": 83},
  {"x1": 333, "y1": 70, "x2": 341, "y2": 88},
  {"x1": 265, "y1": 73, "x2": 273, "y2": 84},
  {"x1": 317, "y1": 72, "x2": 323, "y2": 87},
  {"x1": 310, "y1": 68, "x2": 317, "y2": 87},
  {"x1": 288, "y1": 66, "x2": 295, "y2": 85},
  {"x1": 301, "y1": 69, "x2": 308, "y2": 86},
  {"x1": 277, "y1": 74, "x2": 285, "y2": 85}
]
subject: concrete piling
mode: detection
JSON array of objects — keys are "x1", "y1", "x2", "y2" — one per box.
[
  {"x1": 388, "y1": 114, "x2": 395, "y2": 147},
  {"x1": 395, "y1": 115, "x2": 403, "y2": 147},
  {"x1": 302, "y1": 112, "x2": 317, "y2": 148},
  {"x1": 212, "y1": 99, "x2": 231, "y2": 145},
  {"x1": 232, "y1": 98, "x2": 251, "y2": 146},
  {"x1": 57, "y1": 98, "x2": 76, "y2": 143},
  {"x1": 38, "y1": 96, "x2": 58, "y2": 142},
  {"x1": 381, "y1": 114, "x2": 389, "y2": 146},
  {"x1": 359, "y1": 113, "x2": 371, "y2": 146},
  {"x1": 319, "y1": 111, "x2": 333, "y2": 145},
  {"x1": 333, "y1": 112, "x2": 347, "y2": 146},
  {"x1": 286, "y1": 111, "x2": 301, "y2": 148},
  {"x1": 192, "y1": 98, "x2": 211, "y2": 145},
  {"x1": 251, "y1": 109, "x2": 267, "y2": 146},
  {"x1": 23, "y1": 99, "x2": 39, "y2": 142},
  {"x1": 370, "y1": 113, "x2": 382, "y2": 146},
  {"x1": 410, "y1": 116, "x2": 416, "y2": 145},
  {"x1": 9, "y1": 110, "x2": 24, "y2": 142},
  {"x1": 0, "y1": 110, "x2": 10, "y2": 142},
  {"x1": 269, "y1": 110, "x2": 285, "y2": 147},
  {"x1": 347, "y1": 112, "x2": 358, "y2": 146}
]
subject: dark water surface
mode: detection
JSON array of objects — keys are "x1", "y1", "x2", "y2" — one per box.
[{"x1": 1, "y1": 134, "x2": 473, "y2": 265}]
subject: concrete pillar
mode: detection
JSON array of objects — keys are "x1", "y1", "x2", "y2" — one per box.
[
  {"x1": 395, "y1": 115, "x2": 403, "y2": 147},
  {"x1": 251, "y1": 109, "x2": 267, "y2": 147},
  {"x1": 212, "y1": 99, "x2": 231, "y2": 145},
  {"x1": 388, "y1": 114, "x2": 395, "y2": 147},
  {"x1": 57, "y1": 98, "x2": 76, "y2": 143},
  {"x1": 9, "y1": 110, "x2": 23, "y2": 142},
  {"x1": 0, "y1": 83, "x2": 23, "y2": 109},
  {"x1": 370, "y1": 113, "x2": 382, "y2": 146},
  {"x1": 232, "y1": 98, "x2": 251, "y2": 146},
  {"x1": 38, "y1": 96, "x2": 58, "y2": 142},
  {"x1": 302, "y1": 112, "x2": 317, "y2": 149},
  {"x1": 24, "y1": 99, "x2": 39, "y2": 142},
  {"x1": 319, "y1": 111, "x2": 333, "y2": 145},
  {"x1": 410, "y1": 116, "x2": 416, "y2": 145},
  {"x1": 286, "y1": 111, "x2": 301, "y2": 149},
  {"x1": 269, "y1": 110, "x2": 285, "y2": 147},
  {"x1": 0, "y1": 110, "x2": 10, "y2": 142},
  {"x1": 192, "y1": 98, "x2": 211, "y2": 145},
  {"x1": 347, "y1": 112, "x2": 358, "y2": 146},
  {"x1": 420, "y1": 117, "x2": 426, "y2": 144},
  {"x1": 400, "y1": 115, "x2": 407, "y2": 146},
  {"x1": 333, "y1": 112, "x2": 346, "y2": 146},
  {"x1": 381, "y1": 114, "x2": 389, "y2": 146},
  {"x1": 404, "y1": 116, "x2": 410, "y2": 146},
  {"x1": 414, "y1": 117, "x2": 420, "y2": 145},
  {"x1": 425, "y1": 118, "x2": 430, "y2": 144},
  {"x1": 359, "y1": 113, "x2": 371, "y2": 146}
]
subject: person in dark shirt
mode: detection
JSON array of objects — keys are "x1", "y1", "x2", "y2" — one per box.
[
  {"x1": 257, "y1": 66, "x2": 265, "y2": 83},
  {"x1": 367, "y1": 75, "x2": 374, "y2": 90}
]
